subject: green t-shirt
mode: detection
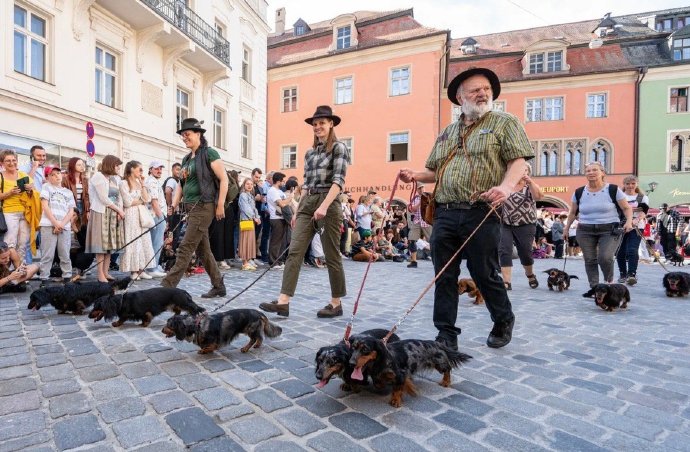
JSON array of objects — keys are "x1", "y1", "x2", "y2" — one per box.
[{"x1": 181, "y1": 147, "x2": 221, "y2": 202}]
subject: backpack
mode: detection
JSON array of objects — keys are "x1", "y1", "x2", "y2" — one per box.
[{"x1": 574, "y1": 184, "x2": 631, "y2": 223}]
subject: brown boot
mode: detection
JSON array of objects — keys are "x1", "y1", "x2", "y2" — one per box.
[
  {"x1": 201, "y1": 284, "x2": 226, "y2": 298},
  {"x1": 259, "y1": 301, "x2": 289, "y2": 317}
]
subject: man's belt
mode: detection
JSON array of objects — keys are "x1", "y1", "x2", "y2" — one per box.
[
  {"x1": 435, "y1": 201, "x2": 487, "y2": 210},
  {"x1": 305, "y1": 187, "x2": 331, "y2": 195}
]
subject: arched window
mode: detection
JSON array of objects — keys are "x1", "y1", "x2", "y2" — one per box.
[
  {"x1": 540, "y1": 150, "x2": 548, "y2": 176},
  {"x1": 565, "y1": 140, "x2": 584, "y2": 175},
  {"x1": 549, "y1": 143, "x2": 558, "y2": 175},
  {"x1": 564, "y1": 149, "x2": 572, "y2": 175},
  {"x1": 590, "y1": 139, "x2": 611, "y2": 172},
  {"x1": 573, "y1": 145, "x2": 583, "y2": 175}
]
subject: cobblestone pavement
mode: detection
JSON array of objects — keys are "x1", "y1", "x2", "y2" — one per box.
[{"x1": 1, "y1": 257, "x2": 690, "y2": 451}]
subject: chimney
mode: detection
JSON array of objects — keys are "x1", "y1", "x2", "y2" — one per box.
[{"x1": 275, "y1": 7, "x2": 286, "y2": 35}]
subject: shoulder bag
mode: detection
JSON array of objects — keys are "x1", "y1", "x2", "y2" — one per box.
[
  {"x1": 0, "y1": 173, "x2": 8, "y2": 234},
  {"x1": 239, "y1": 219, "x2": 255, "y2": 232},
  {"x1": 138, "y1": 204, "x2": 155, "y2": 229},
  {"x1": 418, "y1": 150, "x2": 457, "y2": 225}
]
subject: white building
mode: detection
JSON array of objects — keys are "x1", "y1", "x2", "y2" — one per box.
[{"x1": 1, "y1": 0, "x2": 269, "y2": 176}]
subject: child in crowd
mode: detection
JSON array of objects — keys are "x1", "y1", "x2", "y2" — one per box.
[
  {"x1": 39, "y1": 166, "x2": 76, "y2": 281},
  {"x1": 351, "y1": 229, "x2": 384, "y2": 262}
]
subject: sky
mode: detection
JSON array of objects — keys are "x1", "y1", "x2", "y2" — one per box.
[{"x1": 267, "y1": 0, "x2": 689, "y2": 37}]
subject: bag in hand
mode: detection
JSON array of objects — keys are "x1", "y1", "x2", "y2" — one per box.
[
  {"x1": 239, "y1": 219, "x2": 255, "y2": 232},
  {"x1": 420, "y1": 192, "x2": 435, "y2": 225},
  {"x1": 138, "y1": 205, "x2": 155, "y2": 229}
]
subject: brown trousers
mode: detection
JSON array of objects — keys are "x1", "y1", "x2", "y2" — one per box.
[
  {"x1": 161, "y1": 202, "x2": 223, "y2": 289},
  {"x1": 280, "y1": 193, "x2": 346, "y2": 298}
]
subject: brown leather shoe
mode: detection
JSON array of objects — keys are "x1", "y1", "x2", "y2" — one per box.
[
  {"x1": 259, "y1": 301, "x2": 289, "y2": 317},
  {"x1": 316, "y1": 304, "x2": 343, "y2": 318},
  {"x1": 201, "y1": 285, "x2": 227, "y2": 298}
]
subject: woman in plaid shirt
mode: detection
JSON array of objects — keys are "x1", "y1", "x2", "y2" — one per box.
[{"x1": 260, "y1": 106, "x2": 350, "y2": 319}]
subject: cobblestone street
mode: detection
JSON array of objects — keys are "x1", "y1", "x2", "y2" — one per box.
[{"x1": 1, "y1": 257, "x2": 689, "y2": 451}]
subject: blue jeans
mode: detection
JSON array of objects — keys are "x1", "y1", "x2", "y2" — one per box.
[
  {"x1": 259, "y1": 210, "x2": 271, "y2": 262},
  {"x1": 616, "y1": 229, "x2": 642, "y2": 276},
  {"x1": 576, "y1": 223, "x2": 622, "y2": 287},
  {"x1": 147, "y1": 214, "x2": 165, "y2": 270},
  {"x1": 430, "y1": 205, "x2": 514, "y2": 342}
]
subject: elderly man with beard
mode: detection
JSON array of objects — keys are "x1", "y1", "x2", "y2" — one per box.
[{"x1": 400, "y1": 67, "x2": 534, "y2": 350}]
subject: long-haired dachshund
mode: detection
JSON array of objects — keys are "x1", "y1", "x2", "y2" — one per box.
[
  {"x1": 314, "y1": 329, "x2": 400, "y2": 391},
  {"x1": 543, "y1": 268, "x2": 579, "y2": 291},
  {"x1": 593, "y1": 283, "x2": 630, "y2": 312},
  {"x1": 27, "y1": 277, "x2": 131, "y2": 315},
  {"x1": 88, "y1": 287, "x2": 204, "y2": 327},
  {"x1": 162, "y1": 309, "x2": 282, "y2": 354},
  {"x1": 457, "y1": 278, "x2": 484, "y2": 304},
  {"x1": 348, "y1": 336, "x2": 472, "y2": 407},
  {"x1": 663, "y1": 271, "x2": 690, "y2": 297}
]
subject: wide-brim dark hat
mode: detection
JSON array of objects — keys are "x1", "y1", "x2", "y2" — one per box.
[
  {"x1": 304, "y1": 105, "x2": 341, "y2": 126},
  {"x1": 447, "y1": 67, "x2": 501, "y2": 106},
  {"x1": 177, "y1": 118, "x2": 206, "y2": 135}
]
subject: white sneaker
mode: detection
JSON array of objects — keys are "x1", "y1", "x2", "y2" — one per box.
[
  {"x1": 139, "y1": 272, "x2": 153, "y2": 280},
  {"x1": 147, "y1": 270, "x2": 166, "y2": 278},
  {"x1": 272, "y1": 263, "x2": 285, "y2": 270},
  {"x1": 217, "y1": 261, "x2": 231, "y2": 270}
]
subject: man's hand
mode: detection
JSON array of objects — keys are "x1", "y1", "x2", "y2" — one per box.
[
  {"x1": 399, "y1": 169, "x2": 414, "y2": 183},
  {"x1": 481, "y1": 184, "x2": 512, "y2": 206},
  {"x1": 215, "y1": 204, "x2": 225, "y2": 220},
  {"x1": 313, "y1": 205, "x2": 327, "y2": 221}
]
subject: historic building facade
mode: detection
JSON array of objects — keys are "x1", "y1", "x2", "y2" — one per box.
[{"x1": 2, "y1": 0, "x2": 269, "y2": 175}]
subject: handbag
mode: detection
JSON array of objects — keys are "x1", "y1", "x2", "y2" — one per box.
[
  {"x1": 0, "y1": 173, "x2": 7, "y2": 234},
  {"x1": 239, "y1": 219, "x2": 255, "y2": 231},
  {"x1": 138, "y1": 205, "x2": 155, "y2": 229},
  {"x1": 415, "y1": 151, "x2": 457, "y2": 226}
]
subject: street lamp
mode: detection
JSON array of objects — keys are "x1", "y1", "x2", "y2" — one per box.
[{"x1": 647, "y1": 181, "x2": 658, "y2": 193}]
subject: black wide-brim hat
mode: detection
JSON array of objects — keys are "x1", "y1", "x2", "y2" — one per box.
[
  {"x1": 304, "y1": 105, "x2": 341, "y2": 126},
  {"x1": 177, "y1": 118, "x2": 206, "y2": 135},
  {"x1": 447, "y1": 67, "x2": 501, "y2": 106}
]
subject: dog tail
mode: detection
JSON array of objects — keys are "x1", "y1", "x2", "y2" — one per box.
[
  {"x1": 186, "y1": 292, "x2": 206, "y2": 315},
  {"x1": 570, "y1": 275, "x2": 579, "y2": 279},
  {"x1": 261, "y1": 316, "x2": 282, "y2": 338},
  {"x1": 446, "y1": 349, "x2": 473, "y2": 368}
]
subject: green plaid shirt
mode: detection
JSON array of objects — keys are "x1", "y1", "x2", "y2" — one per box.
[
  {"x1": 425, "y1": 111, "x2": 534, "y2": 203},
  {"x1": 303, "y1": 141, "x2": 349, "y2": 190}
]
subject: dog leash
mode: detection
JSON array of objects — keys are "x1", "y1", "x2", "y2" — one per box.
[
  {"x1": 382, "y1": 204, "x2": 499, "y2": 344},
  {"x1": 635, "y1": 228, "x2": 673, "y2": 273}
]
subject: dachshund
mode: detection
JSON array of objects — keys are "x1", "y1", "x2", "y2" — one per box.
[
  {"x1": 663, "y1": 271, "x2": 690, "y2": 297},
  {"x1": 27, "y1": 277, "x2": 131, "y2": 315},
  {"x1": 543, "y1": 268, "x2": 579, "y2": 291},
  {"x1": 457, "y1": 278, "x2": 484, "y2": 304},
  {"x1": 592, "y1": 283, "x2": 630, "y2": 312}
]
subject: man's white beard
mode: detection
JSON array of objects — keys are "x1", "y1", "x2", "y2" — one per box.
[{"x1": 461, "y1": 98, "x2": 493, "y2": 121}]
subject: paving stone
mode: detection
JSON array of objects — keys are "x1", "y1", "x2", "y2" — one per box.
[
  {"x1": 329, "y1": 412, "x2": 387, "y2": 439},
  {"x1": 271, "y1": 378, "x2": 315, "y2": 399},
  {"x1": 0, "y1": 377, "x2": 37, "y2": 396},
  {"x1": 33, "y1": 344, "x2": 63, "y2": 355},
  {"x1": 306, "y1": 431, "x2": 368, "y2": 452},
  {"x1": 426, "y1": 430, "x2": 490, "y2": 452},
  {"x1": 253, "y1": 440, "x2": 307, "y2": 452},
  {"x1": 489, "y1": 410, "x2": 542, "y2": 439},
  {"x1": 548, "y1": 430, "x2": 611, "y2": 452},
  {"x1": 237, "y1": 359, "x2": 273, "y2": 372},
  {"x1": 0, "y1": 411, "x2": 46, "y2": 442},
  {"x1": 200, "y1": 358, "x2": 235, "y2": 372},
  {"x1": 381, "y1": 411, "x2": 438, "y2": 435},
  {"x1": 193, "y1": 387, "x2": 241, "y2": 410},
  {"x1": 245, "y1": 388, "x2": 293, "y2": 413},
  {"x1": 148, "y1": 390, "x2": 195, "y2": 414},
  {"x1": 132, "y1": 440, "x2": 185, "y2": 452},
  {"x1": 275, "y1": 408, "x2": 326, "y2": 436},
  {"x1": 110, "y1": 350, "x2": 148, "y2": 364},
  {"x1": 0, "y1": 353, "x2": 31, "y2": 369},
  {"x1": 572, "y1": 361, "x2": 615, "y2": 373},
  {"x1": 616, "y1": 389, "x2": 679, "y2": 413},
  {"x1": 368, "y1": 432, "x2": 427, "y2": 452},
  {"x1": 113, "y1": 415, "x2": 168, "y2": 449},
  {"x1": 69, "y1": 353, "x2": 111, "y2": 369},
  {"x1": 148, "y1": 349, "x2": 185, "y2": 363},
  {"x1": 0, "y1": 337, "x2": 26, "y2": 349},
  {"x1": 40, "y1": 379, "x2": 81, "y2": 398},
  {"x1": 49, "y1": 392, "x2": 91, "y2": 418},
  {"x1": 97, "y1": 397, "x2": 146, "y2": 423},
  {"x1": 296, "y1": 392, "x2": 347, "y2": 417},
  {"x1": 520, "y1": 375, "x2": 568, "y2": 394},
  {"x1": 270, "y1": 356, "x2": 308, "y2": 371},
  {"x1": 62, "y1": 338, "x2": 100, "y2": 356},
  {"x1": 79, "y1": 363, "x2": 121, "y2": 382},
  {"x1": 53, "y1": 414, "x2": 106, "y2": 451},
  {"x1": 36, "y1": 353, "x2": 68, "y2": 368},
  {"x1": 215, "y1": 404, "x2": 255, "y2": 422},
  {"x1": 218, "y1": 369, "x2": 259, "y2": 390},
  {"x1": 538, "y1": 394, "x2": 594, "y2": 417},
  {"x1": 661, "y1": 432, "x2": 690, "y2": 452},
  {"x1": 165, "y1": 407, "x2": 225, "y2": 446},
  {"x1": 546, "y1": 413, "x2": 607, "y2": 443},
  {"x1": 484, "y1": 430, "x2": 551, "y2": 452},
  {"x1": 37, "y1": 363, "x2": 74, "y2": 382},
  {"x1": 256, "y1": 368, "x2": 291, "y2": 384},
  {"x1": 0, "y1": 390, "x2": 40, "y2": 416},
  {"x1": 90, "y1": 377, "x2": 136, "y2": 401},
  {"x1": 451, "y1": 379, "x2": 499, "y2": 400},
  {"x1": 438, "y1": 393, "x2": 493, "y2": 416},
  {"x1": 226, "y1": 414, "x2": 282, "y2": 444},
  {"x1": 597, "y1": 411, "x2": 664, "y2": 441},
  {"x1": 512, "y1": 354, "x2": 549, "y2": 365},
  {"x1": 623, "y1": 404, "x2": 685, "y2": 429},
  {"x1": 603, "y1": 434, "x2": 662, "y2": 452},
  {"x1": 432, "y1": 409, "x2": 486, "y2": 435},
  {"x1": 142, "y1": 343, "x2": 173, "y2": 353},
  {"x1": 564, "y1": 388, "x2": 625, "y2": 412},
  {"x1": 175, "y1": 373, "x2": 219, "y2": 392},
  {"x1": 160, "y1": 360, "x2": 199, "y2": 377},
  {"x1": 132, "y1": 375, "x2": 177, "y2": 396},
  {"x1": 560, "y1": 350, "x2": 595, "y2": 360},
  {"x1": 190, "y1": 436, "x2": 246, "y2": 452},
  {"x1": 0, "y1": 431, "x2": 51, "y2": 452},
  {"x1": 121, "y1": 362, "x2": 161, "y2": 379}
]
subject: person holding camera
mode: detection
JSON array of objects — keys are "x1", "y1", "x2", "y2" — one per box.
[
  {"x1": 0, "y1": 241, "x2": 38, "y2": 293},
  {"x1": 563, "y1": 162, "x2": 632, "y2": 297},
  {"x1": 0, "y1": 150, "x2": 36, "y2": 262}
]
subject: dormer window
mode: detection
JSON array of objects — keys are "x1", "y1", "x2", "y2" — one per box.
[
  {"x1": 657, "y1": 18, "x2": 673, "y2": 31},
  {"x1": 295, "y1": 25, "x2": 305, "y2": 35},
  {"x1": 293, "y1": 19, "x2": 310, "y2": 37},
  {"x1": 593, "y1": 13, "x2": 616, "y2": 37},
  {"x1": 460, "y1": 37, "x2": 478, "y2": 54},
  {"x1": 523, "y1": 40, "x2": 569, "y2": 76},
  {"x1": 337, "y1": 26, "x2": 351, "y2": 50},
  {"x1": 673, "y1": 38, "x2": 690, "y2": 61},
  {"x1": 529, "y1": 50, "x2": 562, "y2": 74}
]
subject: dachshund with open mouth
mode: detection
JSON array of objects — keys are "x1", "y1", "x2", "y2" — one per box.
[
  {"x1": 592, "y1": 283, "x2": 630, "y2": 312},
  {"x1": 663, "y1": 271, "x2": 690, "y2": 297}
]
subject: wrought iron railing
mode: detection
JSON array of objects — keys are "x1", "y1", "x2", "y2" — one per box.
[{"x1": 141, "y1": 0, "x2": 230, "y2": 67}]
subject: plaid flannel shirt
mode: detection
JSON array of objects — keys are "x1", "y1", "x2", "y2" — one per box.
[{"x1": 303, "y1": 141, "x2": 349, "y2": 190}]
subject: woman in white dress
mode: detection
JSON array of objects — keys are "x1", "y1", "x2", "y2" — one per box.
[{"x1": 119, "y1": 161, "x2": 155, "y2": 280}]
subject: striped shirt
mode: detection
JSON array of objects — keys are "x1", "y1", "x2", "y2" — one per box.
[
  {"x1": 425, "y1": 111, "x2": 534, "y2": 203},
  {"x1": 303, "y1": 141, "x2": 349, "y2": 190}
]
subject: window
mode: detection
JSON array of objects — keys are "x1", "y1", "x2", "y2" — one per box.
[
  {"x1": 546, "y1": 51, "x2": 562, "y2": 72},
  {"x1": 587, "y1": 93, "x2": 607, "y2": 118},
  {"x1": 336, "y1": 26, "x2": 351, "y2": 50},
  {"x1": 95, "y1": 45, "x2": 118, "y2": 108},
  {"x1": 493, "y1": 101, "x2": 506, "y2": 112},
  {"x1": 389, "y1": 132, "x2": 409, "y2": 162},
  {"x1": 589, "y1": 139, "x2": 611, "y2": 171},
  {"x1": 529, "y1": 54, "x2": 543, "y2": 74},
  {"x1": 673, "y1": 38, "x2": 690, "y2": 61},
  {"x1": 176, "y1": 88, "x2": 190, "y2": 132},
  {"x1": 213, "y1": 108, "x2": 224, "y2": 149},
  {"x1": 242, "y1": 46, "x2": 252, "y2": 82},
  {"x1": 241, "y1": 121, "x2": 251, "y2": 159},
  {"x1": 451, "y1": 105, "x2": 462, "y2": 122},
  {"x1": 282, "y1": 87, "x2": 297, "y2": 112},
  {"x1": 528, "y1": 97, "x2": 563, "y2": 121},
  {"x1": 281, "y1": 145, "x2": 297, "y2": 169},
  {"x1": 341, "y1": 137, "x2": 353, "y2": 164},
  {"x1": 14, "y1": 5, "x2": 47, "y2": 81},
  {"x1": 295, "y1": 25, "x2": 305, "y2": 35},
  {"x1": 670, "y1": 87, "x2": 689, "y2": 113},
  {"x1": 656, "y1": 18, "x2": 673, "y2": 31},
  {"x1": 564, "y1": 141, "x2": 584, "y2": 175},
  {"x1": 215, "y1": 21, "x2": 225, "y2": 38},
  {"x1": 335, "y1": 77, "x2": 352, "y2": 104},
  {"x1": 678, "y1": 17, "x2": 689, "y2": 29},
  {"x1": 539, "y1": 142, "x2": 560, "y2": 176},
  {"x1": 390, "y1": 67, "x2": 410, "y2": 96},
  {"x1": 669, "y1": 134, "x2": 690, "y2": 172}
]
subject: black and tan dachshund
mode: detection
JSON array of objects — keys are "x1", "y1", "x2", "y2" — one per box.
[
  {"x1": 314, "y1": 329, "x2": 400, "y2": 391},
  {"x1": 28, "y1": 277, "x2": 131, "y2": 315},
  {"x1": 592, "y1": 283, "x2": 630, "y2": 312},
  {"x1": 89, "y1": 287, "x2": 204, "y2": 327},
  {"x1": 162, "y1": 308, "x2": 282, "y2": 354},
  {"x1": 663, "y1": 271, "x2": 690, "y2": 297},
  {"x1": 348, "y1": 335, "x2": 472, "y2": 407},
  {"x1": 543, "y1": 268, "x2": 579, "y2": 291}
]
